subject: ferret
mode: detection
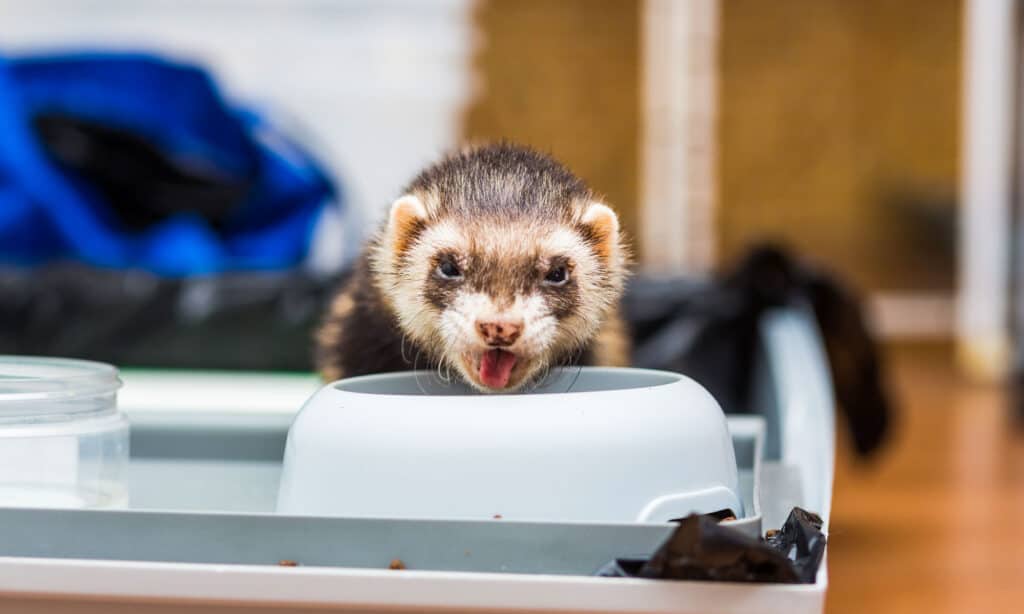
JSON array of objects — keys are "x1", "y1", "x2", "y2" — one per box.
[{"x1": 316, "y1": 143, "x2": 629, "y2": 392}]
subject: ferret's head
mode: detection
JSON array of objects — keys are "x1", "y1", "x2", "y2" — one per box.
[{"x1": 370, "y1": 144, "x2": 627, "y2": 392}]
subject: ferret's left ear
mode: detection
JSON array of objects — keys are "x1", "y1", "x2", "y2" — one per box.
[
  {"x1": 385, "y1": 194, "x2": 428, "y2": 256},
  {"x1": 580, "y1": 202, "x2": 621, "y2": 263}
]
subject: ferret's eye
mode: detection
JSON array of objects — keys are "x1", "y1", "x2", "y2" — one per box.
[
  {"x1": 436, "y1": 258, "x2": 463, "y2": 280},
  {"x1": 543, "y1": 265, "x2": 569, "y2": 286}
]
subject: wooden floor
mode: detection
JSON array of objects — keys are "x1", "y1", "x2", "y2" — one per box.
[{"x1": 826, "y1": 343, "x2": 1024, "y2": 613}]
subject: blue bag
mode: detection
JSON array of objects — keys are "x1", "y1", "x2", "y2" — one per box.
[{"x1": 0, "y1": 52, "x2": 345, "y2": 275}]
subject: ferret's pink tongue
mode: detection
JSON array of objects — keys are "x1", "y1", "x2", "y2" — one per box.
[{"x1": 479, "y1": 349, "x2": 517, "y2": 388}]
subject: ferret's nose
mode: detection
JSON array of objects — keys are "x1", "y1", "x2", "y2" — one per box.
[{"x1": 476, "y1": 319, "x2": 523, "y2": 347}]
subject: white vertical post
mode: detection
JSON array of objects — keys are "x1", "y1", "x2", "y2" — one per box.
[
  {"x1": 958, "y1": 0, "x2": 1018, "y2": 378},
  {"x1": 640, "y1": 0, "x2": 719, "y2": 274}
]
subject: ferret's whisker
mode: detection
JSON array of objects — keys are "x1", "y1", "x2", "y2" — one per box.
[
  {"x1": 527, "y1": 355, "x2": 554, "y2": 394},
  {"x1": 566, "y1": 360, "x2": 585, "y2": 393},
  {"x1": 434, "y1": 355, "x2": 451, "y2": 386},
  {"x1": 412, "y1": 345, "x2": 430, "y2": 395}
]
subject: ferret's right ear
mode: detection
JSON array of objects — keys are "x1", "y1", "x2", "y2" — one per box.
[
  {"x1": 579, "y1": 202, "x2": 621, "y2": 264},
  {"x1": 385, "y1": 194, "x2": 428, "y2": 255}
]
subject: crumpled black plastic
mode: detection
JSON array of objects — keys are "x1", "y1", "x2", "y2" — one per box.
[
  {"x1": 597, "y1": 507, "x2": 827, "y2": 584},
  {"x1": 626, "y1": 244, "x2": 894, "y2": 458},
  {"x1": 0, "y1": 264, "x2": 342, "y2": 371}
]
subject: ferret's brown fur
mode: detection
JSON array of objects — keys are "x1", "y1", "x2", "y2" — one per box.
[{"x1": 316, "y1": 143, "x2": 629, "y2": 391}]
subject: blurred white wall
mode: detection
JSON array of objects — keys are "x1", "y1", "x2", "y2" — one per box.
[{"x1": 0, "y1": 0, "x2": 476, "y2": 238}]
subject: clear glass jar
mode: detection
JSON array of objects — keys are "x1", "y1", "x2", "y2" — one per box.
[{"x1": 0, "y1": 356, "x2": 128, "y2": 508}]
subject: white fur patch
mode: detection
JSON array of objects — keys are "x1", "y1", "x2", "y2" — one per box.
[{"x1": 437, "y1": 291, "x2": 558, "y2": 371}]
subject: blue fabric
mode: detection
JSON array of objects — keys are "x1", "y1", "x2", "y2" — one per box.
[{"x1": 0, "y1": 52, "x2": 339, "y2": 275}]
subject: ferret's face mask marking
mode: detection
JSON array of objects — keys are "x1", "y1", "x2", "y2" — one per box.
[{"x1": 375, "y1": 194, "x2": 623, "y2": 392}]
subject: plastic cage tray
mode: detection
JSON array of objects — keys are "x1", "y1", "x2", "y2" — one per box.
[{"x1": 0, "y1": 309, "x2": 834, "y2": 614}]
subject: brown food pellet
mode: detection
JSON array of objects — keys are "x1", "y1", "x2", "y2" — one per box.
[
  {"x1": 493, "y1": 514, "x2": 503, "y2": 519},
  {"x1": 278, "y1": 560, "x2": 299, "y2": 567},
  {"x1": 765, "y1": 529, "x2": 779, "y2": 538},
  {"x1": 389, "y1": 559, "x2": 406, "y2": 570}
]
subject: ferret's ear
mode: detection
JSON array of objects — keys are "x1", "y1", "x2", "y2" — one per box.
[
  {"x1": 579, "y1": 202, "x2": 621, "y2": 263},
  {"x1": 386, "y1": 194, "x2": 428, "y2": 255}
]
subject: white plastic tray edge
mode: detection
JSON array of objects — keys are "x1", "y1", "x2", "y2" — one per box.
[
  {"x1": 760, "y1": 309, "x2": 835, "y2": 590},
  {"x1": 0, "y1": 556, "x2": 826, "y2": 614}
]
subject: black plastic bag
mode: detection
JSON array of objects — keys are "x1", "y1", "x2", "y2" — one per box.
[
  {"x1": 597, "y1": 507, "x2": 827, "y2": 584},
  {"x1": 0, "y1": 264, "x2": 342, "y2": 371},
  {"x1": 625, "y1": 245, "x2": 893, "y2": 458}
]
